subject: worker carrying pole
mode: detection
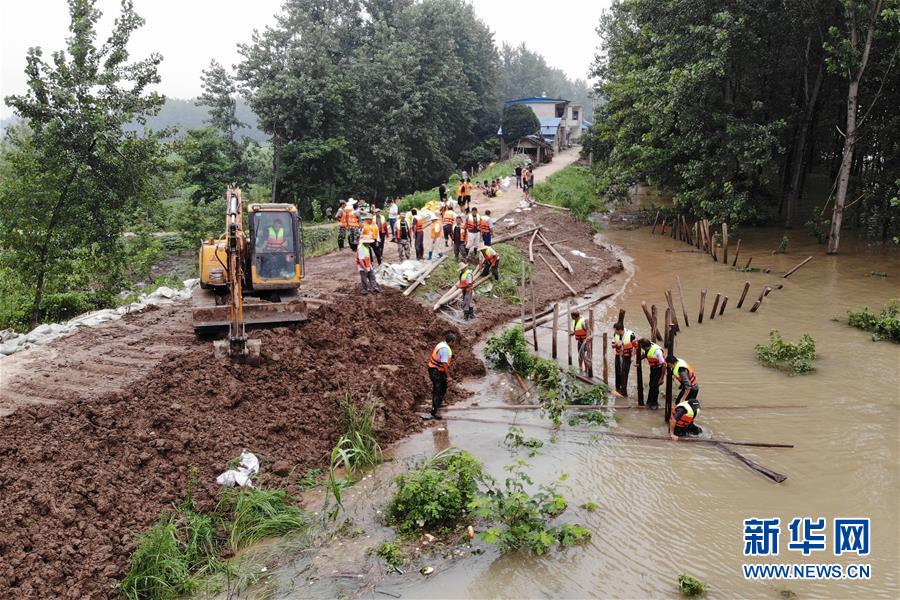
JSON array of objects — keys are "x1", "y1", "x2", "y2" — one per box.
[
  {"x1": 477, "y1": 244, "x2": 500, "y2": 280},
  {"x1": 666, "y1": 353, "x2": 702, "y2": 440},
  {"x1": 612, "y1": 322, "x2": 637, "y2": 396},
  {"x1": 570, "y1": 310, "x2": 589, "y2": 373},
  {"x1": 427, "y1": 333, "x2": 457, "y2": 419},
  {"x1": 638, "y1": 337, "x2": 666, "y2": 410}
]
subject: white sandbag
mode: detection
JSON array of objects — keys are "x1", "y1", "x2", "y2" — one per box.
[{"x1": 216, "y1": 451, "x2": 260, "y2": 488}]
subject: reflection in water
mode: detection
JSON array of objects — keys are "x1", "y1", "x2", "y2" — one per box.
[
  {"x1": 398, "y1": 227, "x2": 899, "y2": 599},
  {"x1": 432, "y1": 424, "x2": 452, "y2": 453}
]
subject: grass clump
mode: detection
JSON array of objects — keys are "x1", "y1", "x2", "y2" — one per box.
[
  {"x1": 339, "y1": 394, "x2": 383, "y2": 471},
  {"x1": 219, "y1": 488, "x2": 309, "y2": 552},
  {"x1": 370, "y1": 541, "x2": 406, "y2": 572},
  {"x1": 470, "y1": 464, "x2": 591, "y2": 555},
  {"x1": 580, "y1": 501, "x2": 599, "y2": 512},
  {"x1": 387, "y1": 449, "x2": 486, "y2": 534},
  {"x1": 678, "y1": 573, "x2": 707, "y2": 596},
  {"x1": 531, "y1": 165, "x2": 603, "y2": 221},
  {"x1": 847, "y1": 299, "x2": 900, "y2": 342},
  {"x1": 297, "y1": 468, "x2": 323, "y2": 491},
  {"x1": 755, "y1": 330, "x2": 817, "y2": 374}
]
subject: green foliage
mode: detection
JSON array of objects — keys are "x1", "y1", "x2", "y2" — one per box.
[
  {"x1": 485, "y1": 243, "x2": 531, "y2": 302},
  {"x1": 170, "y1": 194, "x2": 224, "y2": 247},
  {"x1": 755, "y1": 330, "x2": 817, "y2": 374},
  {"x1": 847, "y1": 299, "x2": 900, "y2": 342},
  {"x1": 218, "y1": 488, "x2": 309, "y2": 552},
  {"x1": 387, "y1": 449, "x2": 486, "y2": 534},
  {"x1": 568, "y1": 410, "x2": 610, "y2": 427},
  {"x1": 501, "y1": 103, "x2": 541, "y2": 144},
  {"x1": 297, "y1": 468, "x2": 323, "y2": 491},
  {"x1": 484, "y1": 326, "x2": 538, "y2": 373},
  {"x1": 2, "y1": 0, "x2": 166, "y2": 329},
  {"x1": 497, "y1": 43, "x2": 594, "y2": 111},
  {"x1": 531, "y1": 166, "x2": 603, "y2": 221},
  {"x1": 678, "y1": 573, "x2": 708, "y2": 597},
  {"x1": 338, "y1": 394, "x2": 383, "y2": 472},
  {"x1": 773, "y1": 235, "x2": 790, "y2": 254},
  {"x1": 504, "y1": 426, "x2": 544, "y2": 456},
  {"x1": 580, "y1": 501, "x2": 599, "y2": 512},
  {"x1": 178, "y1": 128, "x2": 235, "y2": 205},
  {"x1": 470, "y1": 464, "x2": 590, "y2": 555},
  {"x1": 302, "y1": 225, "x2": 340, "y2": 259},
  {"x1": 371, "y1": 541, "x2": 406, "y2": 571}
]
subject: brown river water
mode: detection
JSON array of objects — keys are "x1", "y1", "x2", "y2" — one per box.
[{"x1": 235, "y1": 226, "x2": 899, "y2": 599}]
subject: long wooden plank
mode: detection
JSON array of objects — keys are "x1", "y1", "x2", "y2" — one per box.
[
  {"x1": 716, "y1": 443, "x2": 788, "y2": 483},
  {"x1": 492, "y1": 225, "x2": 541, "y2": 244},
  {"x1": 523, "y1": 293, "x2": 614, "y2": 331},
  {"x1": 403, "y1": 255, "x2": 449, "y2": 296},
  {"x1": 783, "y1": 256, "x2": 813, "y2": 278},
  {"x1": 538, "y1": 253, "x2": 577, "y2": 296},
  {"x1": 528, "y1": 229, "x2": 539, "y2": 262},
  {"x1": 532, "y1": 201, "x2": 571, "y2": 211},
  {"x1": 538, "y1": 231, "x2": 574, "y2": 274},
  {"x1": 432, "y1": 273, "x2": 490, "y2": 310}
]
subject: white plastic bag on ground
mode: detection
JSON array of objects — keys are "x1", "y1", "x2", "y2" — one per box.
[{"x1": 216, "y1": 451, "x2": 260, "y2": 488}]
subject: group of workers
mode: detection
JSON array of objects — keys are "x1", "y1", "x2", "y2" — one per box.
[{"x1": 568, "y1": 315, "x2": 702, "y2": 439}]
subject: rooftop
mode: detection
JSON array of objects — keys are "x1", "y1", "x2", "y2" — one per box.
[{"x1": 505, "y1": 96, "x2": 569, "y2": 104}]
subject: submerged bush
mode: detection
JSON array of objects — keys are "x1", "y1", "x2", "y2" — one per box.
[
  {"x1": 755, "y1": 330, "x2": 816, "y2": 374},
  {"x1": 847, "y1": 299, "x2": 900, "y2": 342},
  {"x1": 387, "y1": 449, "x2": 486, "y2": 534},
  {"x1": 678, "y1": 573, "x2": 707, "y2": 596}
]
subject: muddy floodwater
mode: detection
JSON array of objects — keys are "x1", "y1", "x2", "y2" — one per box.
[{"x1": 247, "y1": 227, "x2": 900, "y2": 599}]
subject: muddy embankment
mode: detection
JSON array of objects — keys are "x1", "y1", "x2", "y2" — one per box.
[{"x1": 0, "y1": 204, "x2": 621, "y2": 599}]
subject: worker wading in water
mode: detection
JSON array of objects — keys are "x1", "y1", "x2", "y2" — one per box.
[
  {"x1": 428, "y1": 333, "x2": 457, "y2": 419},
  {"x1": 478, "y1": 244, "x2": 500, "y2": 280},
  {"x1": 638, "y1": 337, "x2": 665, "y2": 410},
  {"x1": 458, "y1": 261, "x2": 475, "y2": 320},
  {"x1": 612, "y1": 322, "x2": 636, "y2": 396},
  {"x1": 356, "y1": 234, "x2": 381, "y2": 295},
  {"x1": 570, "y1": 310, "x2": 589, "y2": 372},
  {"x1": 666, "y1": 354, "x2": 702, "y2": 439}
]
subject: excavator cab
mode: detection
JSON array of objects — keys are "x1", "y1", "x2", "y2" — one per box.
[{"x1": 247, "y1": 204, "x2": 303, "y2": 288}]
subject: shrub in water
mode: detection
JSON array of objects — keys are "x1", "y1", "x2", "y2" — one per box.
[
  {"x1": 387, "y1": 449, "x2": 486, "y2": 534},
  {"x1": 678, "y1": 573, "x2": 707, "y2": 596},
  {"x1": 755, "y1": 330, "x2": 816, "y2": 374},
  {"x1": 847, "y1": 299, "x2": 900, "y2": 342}
]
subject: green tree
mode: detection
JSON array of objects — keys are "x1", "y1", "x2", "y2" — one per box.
[
  {"x1": 1, "y1": 0, "x2": 165, "y2": 328},
  {"x1": 501, "y1": 103, "x2": 540, "y2": 145},
  {"x1": 196, "y1": 59, "x2": 252, "y2": 187},
  {"x1": 179, "y1": 128, "x2": 232, "y2": 205}
]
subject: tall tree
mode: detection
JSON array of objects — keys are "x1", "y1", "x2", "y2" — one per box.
[
  {"x1": 197, "y1": 59, "x2": 246, "y2": 140},
  {"x1": 195, "y1": 59, "x2": 251, "y2": 187},
  {"x1": 501, "y1": 103, "x2": 540, "y2": 144},
  {"x1": 2, "y1": 0, "x2": 165, "y2": 327}
]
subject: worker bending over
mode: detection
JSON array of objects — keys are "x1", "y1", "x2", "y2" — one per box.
[
  {"x1": 570, "y1": 310, "x2": 590, "y2": 373},
  {"x1": 612, "y1": 322, "x2": 636, "y2": 396},
  {"x1": 458, "y1": 261, "x2": 476, "y2": 320},
  {"x1": 356, "y1": 234, "x2": 381, "y2": 295},
  {"x1": 638, "y1": 338, "x2": 666, "y2": 409},
  {"x1": 478, "y1": 244, "x2": 500, "y2": 280},
  {"x1": 428, "y1": 333, "x2": 457, "y2": 419},
  {"x1": 666, "y1": 354, "x2": 701, "y2": 439}
]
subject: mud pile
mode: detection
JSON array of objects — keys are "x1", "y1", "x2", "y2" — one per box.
[{"x1": 0, "y1": 289, "x2": 483, "y2": 599}]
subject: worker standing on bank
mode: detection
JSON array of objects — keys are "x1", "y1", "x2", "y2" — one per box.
[
  {"x1": 346, "y1": 199, "x2": 361, "y2": 251},
  {"x1": 612, "y1": 322, "x2": 636, "y2": 396},
  {"x1": 442, "y1": 205, "x2": 455, "y2": 247},
  {"x1": 459, "y1": 261, "x2": 475, "y2": 320},
  {"x1": 638, "y1": 337, "x2": 666, "y2": 409},
  {"x1": 411, "y1": 209, "x2": 425, "y2": 260},
  {"x1": 570, "y1": 310, "x2": 590, "y2": 373},
  {"x1": 465, "y1": 208, "x2": 481, "y2": 254},
  {"x1": 479, "y1": 209, "x2": 494, "y2": 246},
  {"x1": 452, "y1": 215, "x2": 467, "y2": 260},
  {"x1": 428, "y1": 333, "x2": 457, "y2": 419},
  {"x1": 356, "y1": 234, "x2": 381, "y2": 295},
  {"x1": 361, "y1": 213, "x2": 381, "y2": 265},
  {"x1": 666, "y1": 354, "x2": 701, "y2": 439},
  {"x1": 396, "y1": 212, "x2": 412, "y2": 260},
  {"x1": 336, "y1": 200, "x2": 348, "y2": 250},
  {"x1": 478, "y1": 244, "x2": 500, "y2": 280}
]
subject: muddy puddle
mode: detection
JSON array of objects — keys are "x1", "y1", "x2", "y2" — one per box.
[{"x1": 234, "y1": 226, "x2": 899, "y2": 599}]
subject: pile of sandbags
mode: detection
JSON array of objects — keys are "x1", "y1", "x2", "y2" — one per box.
[
  {"x1": 0, "y1": 278, "x2": 201, "y2": 357},
  {"x1": 375, "y1": 259, "x2": 430, "y2": 289}
]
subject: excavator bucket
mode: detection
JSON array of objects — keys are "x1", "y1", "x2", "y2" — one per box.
[
  {"x1": 191, "y1": 288, "x2": 309, "y2": 332},
  {"x1": 213, "y1": 337, "x2": 261, "y2": 366}
]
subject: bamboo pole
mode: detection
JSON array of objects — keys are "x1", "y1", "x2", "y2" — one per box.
[
  {"x1": 709, "y1": 293, "x2": 721, "y2": 320},
  {"x1": 523, "y1": 293, "x2": 614, "y2": 331},
  {"x1": 651, "y1": 211, "x2": 660, "y2": 234},
  {"x1": 403, "y1": 255, "x2": 449, "y2": 296},
  {"x1": 551, "y1": 303, "x2": 559, "y2": 360},
  {"x1": 783, "y1": 256, "x2": 814, "y2": 278},
  {"x1": 744, "y1": 256, "x2": 753, "y2": 269},
  {"x1": 715, "y1": 443, "x2": 788, "y2": 484},
  {"x1": 664, "y1": 325, "x2": 675, "y2": 423},
  {"x1": 698, "y1": 289, "x2": 707, "y2": 324},
  {"x1": 636, "y1": 345, "x2": 644, "y2": 407},
  {"x1": 737, "y1": 281, "x2": 751, "y2": 308},
  {"x1": 532, "y1": 201, "x2": 570, "y2": 211},
  {"x1": 675, "y1": 275, "x2": 690, "y2": 327},
  {"x1": 528, "y1": 229, "x2": 539, "y2": 262},
  {"x1": 719, "y1": 295, "x2": 728, "y2": 316},
  {"x1": 493, "y1": 225, "x2": 541, "y2": 244},
  {"x1": 531, "y1": 273, "x2": 538, "y2": 350},
  {"x1": 566, "y1": 303, "x2": 573, "y2": 367},
  {"x1": 732, "y1": 239, "x2": 742, "y2": 267},
  {"x1": 665, "y1": 290, "x2": 680, "y2": 332},
  {"x1": 749, "y1": 286, "x2": 771, "y2": 313},
  {"x1": 537, "y1": 232, "x2": 573, "y2": 274},
  {"x1": 587, "y1": 308, "x2": 595, "y2": 378},
  {"x1": 651, "y1": 304, "x2": 661, "y2": 341},
  {"x1": 722, "y1": 223, "x2": 729, "y2": 265},
  {"x1": 520, "y1": 262, "x2": 526, "y2": 328},
  {"x1": 538, "y1": 253, "x2": 577, "y2": 296},
  {"x1": 602, "y1": 331, "x2": 608, "y2": 384}
]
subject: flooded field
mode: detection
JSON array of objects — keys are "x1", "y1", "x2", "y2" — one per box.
[{"x1": 247, "y1": 226, "x2": 899, "y2": 599}]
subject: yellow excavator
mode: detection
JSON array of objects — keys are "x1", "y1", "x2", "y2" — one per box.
[{"x1": 192, "y1": 187, "x2": 308, "y2": 363}]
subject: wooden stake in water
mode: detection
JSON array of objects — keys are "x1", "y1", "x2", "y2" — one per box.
[
  {"x1": 551, "y1": 303, "x2": 559, "y2": 359},
  {"x1": 698, "y1": 289, "x2": 707, "y2": 324},
  {"x1": 636, "y1": 344, "x2": 644, "y2": 406},
  {"x1": 676, "y1": 275, "x2": 690, "y2": 327},
  {"x1": 587, "y1": 308, "x2": 595, "y2": 378},
  {"x1": 651, "y1": 211, "x2": 660, "y2": 234},
  {"x1": 531, "y1": 273, "x2": 538, "y2": 350},
  {"x1": 732, "y1": 238, "x2": 742, "y2": 267},
  {"x1": 602, "y1": 331, "x2": 608, "y2": 384},
  {"x1": 665, "y1": 290, "x2": 680, "y2": 332},
  {"x1": 665, "y1": 325, "x2": 675, "y2": 424},
  {"x1": 664, "y1": 307, "x2": 672, "y2": 347},
  {"x1": 722, "y1": 222, "x2": 729, "y2": 265},
  {"x1": 719, "y1": 295, "x2": 728, "y2": 316},
  {"x1": 651, "y1": 304, "x2": 661, "y2": 341},
  {"x1": 710, "y1": 293, "x2": 721, "y2": 320},
  {"x1": 566, "y1": 303, "x2": 572, "y2": 367},
  {"x1": 737, "y1": 281, "x2": 751, "y2": 308}
]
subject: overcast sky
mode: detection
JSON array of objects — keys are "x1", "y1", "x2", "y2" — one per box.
[{"x1": 0, "y1": 0, "x2": 609, "y2": 118}]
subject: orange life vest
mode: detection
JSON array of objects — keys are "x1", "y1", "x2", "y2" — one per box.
[
  {"x1": 673, "y1": 400, "x2": 698, "y2": 429},
  {"x1": 613, "y1": 329, "x2": 636, "y2": 357},
  {"x1": 573, "y1": 318, "x2": 588, "y2": 341},
  {"x1": 481, "y1": 246, "x2": 499, "y2": 265},
  {"x1": 645, "y1": 343, "x2": 666, "y2": 367},
  {"x1": 466, "y1": 215, "x2": 479, "y2": 232},
  {"x1": 443, "y1": 211, "x2": 455, "y2": 225},
  {"x1": 478, "y1": 217, "x2": 491, "y2": 233},
  {"x1": 428, "y1": 341, "x2": 453, "y2": 372},
  {"x1": 671, "y1": 359, "x2": 698, "y2": 387},
  {"x1": 339, "y1": 209, "x2": 350, "y2": 227},
  {"x1": 347, "y1": 211, "x2": 360, "y2": 228},
  {"x1": 414, "y1": 217, "x2": 424, "y2": 233}
]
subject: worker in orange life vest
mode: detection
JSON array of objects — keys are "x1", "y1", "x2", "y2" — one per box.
[
  {"x1": 477, "y1": 244, "x2": 500, "y2": 280},
  {"x1": 428, "y1": 332, "x2": 457, "y2": 419},
  {"x1": 478, "y1": 209, "x2": 494, "y2": 246},
  {"x1": 570, "y1": 311, "x2": 590, "y2": 373},
  {"x1": 666, "y1": 354, "x2": 701, "y2": 439},
  {"x1": 452, "y1": 215, "x2": 467, "y2": 260},
  {"x1": 336, "y1": 201, "x2": 348, "y2": 250},
  {"x1": 612, "y1": 322, "x2": 636, "y2": 396},
  {"x1": 411, "y1": 208, "x2": 425, "y2": 260},
  {"x1": 442, "y1": 206, "x2": 455, "y2": 247},
  {"x1": 458, "y1": 261, "x2": 475, "y2": 320},
  {"x1": 638, "y1": 338, "x2": 666, "y2": 410},
  {"x1": 356, "y1": 233, "x2": 381, "y2": 295},
  {"x1": 346, "y1": 199, "x2": 361, "y2": 251}
]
